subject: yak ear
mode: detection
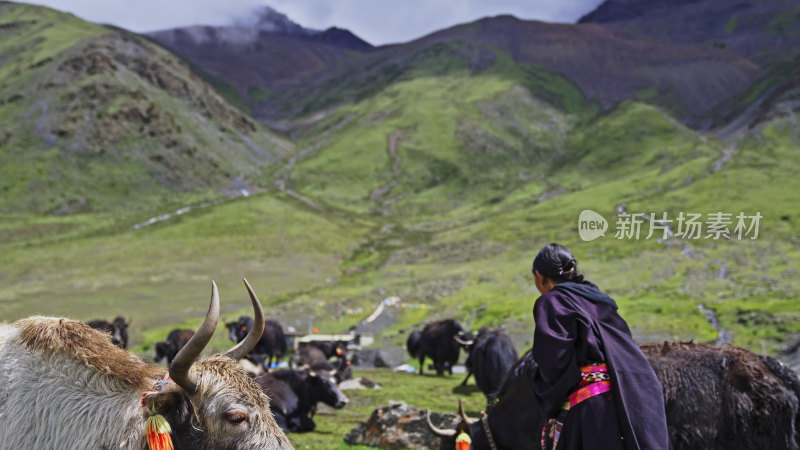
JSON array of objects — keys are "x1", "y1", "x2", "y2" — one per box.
[{"x1": 143, "y1": 386, "x2": 189, "y2": 421}]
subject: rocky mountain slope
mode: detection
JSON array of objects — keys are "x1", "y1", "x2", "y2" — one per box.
[
  {"x1": 0, "y1": 2, "x2": 293, "y2": 213},
  {"x1": 263, "y1": 15, "x2": 761, "y2": 123},
  {"x1": 146, "y1": 6, "x2": 373, "y2": 108},
  {"x1": 579, "y1": 0, "x2": 800, "y2": 66}
]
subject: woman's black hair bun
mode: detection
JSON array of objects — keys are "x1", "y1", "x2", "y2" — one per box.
[{"x1": 533, "y1": 244, "x2": 584, "y2": 282}]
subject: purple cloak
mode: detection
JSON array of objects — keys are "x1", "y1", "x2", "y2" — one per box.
[{"x1": 531, "y1": 284, "x2": 671, "y2": 450}]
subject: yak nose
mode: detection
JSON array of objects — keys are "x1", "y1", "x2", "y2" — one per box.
[{"x1": 335, "y1": 393, "x2": 349, "y2": 409}]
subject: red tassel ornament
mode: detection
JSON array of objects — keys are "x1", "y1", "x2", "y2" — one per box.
[
  {"x1": 144, "y1": 404, "x2": 174, "y2": 450},
  {"x1": 456, "y1": 431, "x2": 472, "y2": 450}
]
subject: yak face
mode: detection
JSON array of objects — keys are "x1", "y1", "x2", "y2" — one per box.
[
  {"x1": 148, "y1": 356, "x2": 289, "y2": 450},
  {"x1": 144, "y1": 280, "x2": 291, "y2": 450},
  {"x1": 225, "y1": 320, "x2": 246, "y2": 343},
  {"x1": 306, "y1": 370, "x2": 349, "y2": 409},
  {"x1": 154, "y1": 341, "x2": 171, "y2": 363},
  {"x1": 111, "y1": 317, "x2": 129, "y2": 349},
  {"x1": 86, "y1": 317, "x2": 129, "y2": 349}
]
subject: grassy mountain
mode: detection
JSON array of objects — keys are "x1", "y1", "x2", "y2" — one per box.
[{"x1": 0, "y1": 2, "x2": 292, "y2": 214}]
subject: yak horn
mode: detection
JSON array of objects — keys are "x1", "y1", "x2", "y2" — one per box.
[
  {"x1": 224, "y1": 279, "x2": 265, "y2": 361},
  {"x1": 453, "y1": 335, "x2": 474, "y2": 346},
  {"x1": 426, "y1": 409, "x2": 457, "y2": 437},
  {"x1": 170, "y1": 280, "x2": 220, "y2": 393},
  {"x1": 459, "y1": 399, "x2": 479, "y2": 425}
]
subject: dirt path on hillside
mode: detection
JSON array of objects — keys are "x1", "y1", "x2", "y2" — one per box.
[
  {"x1": 272, "y1": 114, "x2": 357, "y2": 211},
  {"x1": 370, "y1": 130, "x2": 404, "y2": 200},
  {"x1": 273, "y1": 142, "x2": 326, "y2": 210},
  {"x1": 370, "y1": 130, "x2": 405, "y2": 216}
]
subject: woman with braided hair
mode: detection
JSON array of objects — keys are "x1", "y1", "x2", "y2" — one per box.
[{"x1": 531, "y1": 243, "x2": 670, "y2": 450}]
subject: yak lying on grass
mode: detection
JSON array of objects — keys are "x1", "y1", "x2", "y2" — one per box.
[
  {"x1": 258, "y1": 368, "x2": 349, "y2": 432},
  {"x1": 429, "y1": 342, "x2": 800, "y2": 450}
]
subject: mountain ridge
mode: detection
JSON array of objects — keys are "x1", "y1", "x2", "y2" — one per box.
[{"x1": 247, "y1": 14, "x2": 761, "y2": 126}]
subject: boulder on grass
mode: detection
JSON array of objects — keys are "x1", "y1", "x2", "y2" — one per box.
[{"x1": 344, "y1": 402, "x2": 458, "y2": 449}]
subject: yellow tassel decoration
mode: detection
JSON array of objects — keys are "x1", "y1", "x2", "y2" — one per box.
[{"x1": 144, "y1": 405, "x2": 174, "y2": 450}]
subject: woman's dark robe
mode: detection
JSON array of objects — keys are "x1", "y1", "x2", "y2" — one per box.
[{"x1": 531, "y1": 282, "x2": 671, "y2": 450}]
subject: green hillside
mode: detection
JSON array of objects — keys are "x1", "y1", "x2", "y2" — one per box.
[
  {"x1": 276, "y1": 80, "x2": 799, "y2": 353},
  {"x1": 0, "y1": 0, "x2": 798, "y2": 370},
  {"x1": 0, "y1": 2, "x2": 292, "y2": 214}
]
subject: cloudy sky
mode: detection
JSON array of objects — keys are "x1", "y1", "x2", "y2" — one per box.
[{"x1": 29, "y1": 0, "x2": 605, "y2": 45}]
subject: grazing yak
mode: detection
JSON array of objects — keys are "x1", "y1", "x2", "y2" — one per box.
[
  {"x1": 227, "y1": 316, "x2": 287, "y2": 369},
  {"x1": 454, "y1": 327, "x2": 519, "y2": 408},
  {"x1": 428, "y1": 342, "x2": 800, "y2": 450},
  {"x1": 258, "y1": 369, "x2": 349, "y2": 432},
  {"x1": 411, "y1": 319, "x2": 465, "y2": 376},
  {"x1": 153, "y1": 328, "x2": 195, "y2": 364},
  {"x1": 87, "y1": 316, "x2": 130, "y2": 348},
  {"x1": 0, "y1": 280, "x2": 293, "y2": 450}
]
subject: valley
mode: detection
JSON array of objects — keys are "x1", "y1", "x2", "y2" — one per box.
[{"x1": 0, "y1": 0, "x2": 799, "y2": 372}]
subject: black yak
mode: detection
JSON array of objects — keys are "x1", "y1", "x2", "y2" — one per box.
[
  {"x1": 455, "y1": 327, "x2": 519, "y2": 408},
  {"x1": 411, "y1": 319, "x2": 465, "y2": 376}
]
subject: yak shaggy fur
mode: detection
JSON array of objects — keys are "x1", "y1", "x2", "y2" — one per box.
[{"x1": 644, "y1": 341, "x2": 800, "y2": 450}]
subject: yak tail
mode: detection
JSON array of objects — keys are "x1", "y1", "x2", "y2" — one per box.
[{"x1": 760, "y1": 355, "x2": 800, "y2": 450}]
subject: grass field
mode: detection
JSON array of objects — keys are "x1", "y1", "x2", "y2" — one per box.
[{"x1": 3, "y1": 92, "x2": 798, "y2": 357}]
